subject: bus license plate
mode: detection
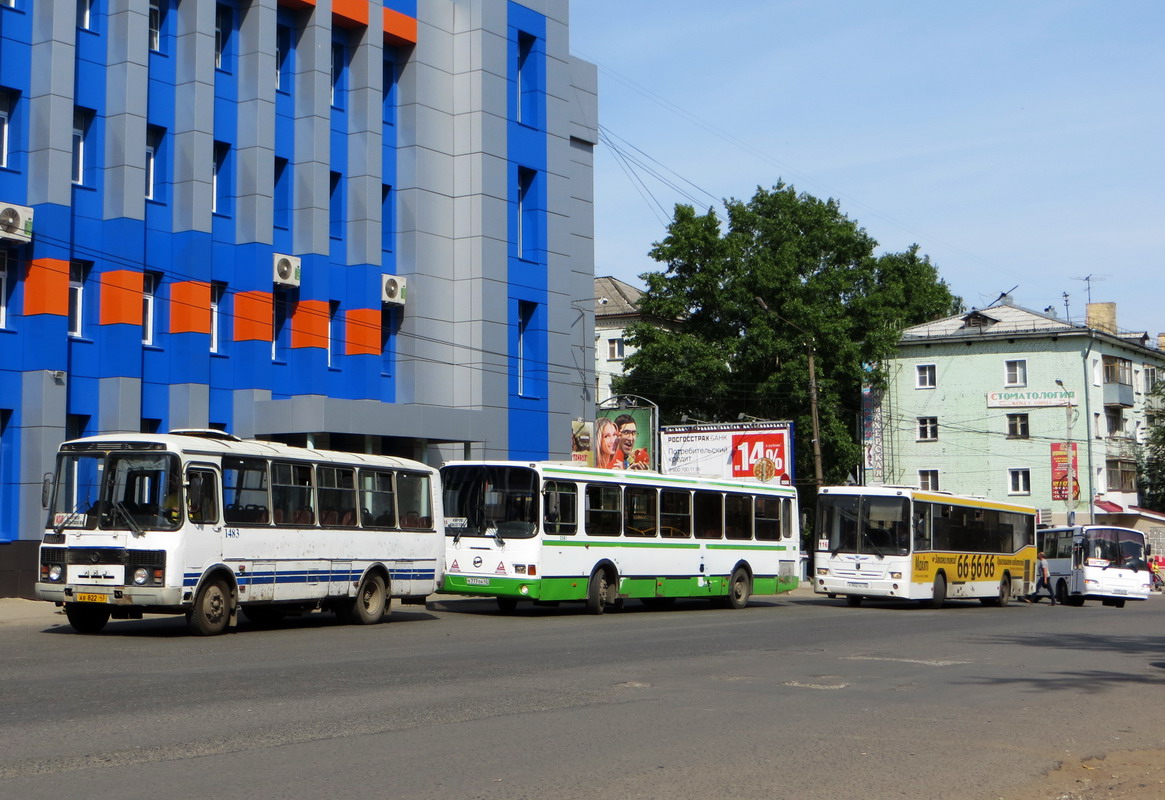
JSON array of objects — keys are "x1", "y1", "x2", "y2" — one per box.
[
  {"x1": 1112, "y1": 588, "x2": 1127, "y2": 595},
  {"x1": 847, "y1": 582, "x2": 869, "y2": 588},
  {"x1": 75, "y1": 593, "x2": 108, "y2": 603},
  {"x1": 465, "y1": 577, "x2": 490, "y2": 586}
]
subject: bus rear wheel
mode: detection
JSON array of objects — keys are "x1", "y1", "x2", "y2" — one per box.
[
  {"x1": 585, "y1": 569, "x2": 612, "y2": 615},
  {"x1": 725, "y1": 568, "x2": 751, "y2": 609},
  {"x1": 348, "y1": 573, "x2": 387, "y2": 624},
  {"x1": 996, "y1": 576, "x2": 1012, "y2": 607},
  {"x1": 496, "y1": 596, "x2": 518, "y2": 613},
  {"x1": 188, "y1": 577, "x2": 231, "y2": 636},
  {"x1": 65, "y1": 603, "x2": 111, "y2": 634}
]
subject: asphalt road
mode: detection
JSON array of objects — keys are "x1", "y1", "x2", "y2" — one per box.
[{"x1": 1, "y1": 590, "x2": 1162, "y2": 800}]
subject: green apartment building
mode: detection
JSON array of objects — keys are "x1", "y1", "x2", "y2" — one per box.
[{"x1": 865, "y1": 300, "x2": 1165, "y2": 537}]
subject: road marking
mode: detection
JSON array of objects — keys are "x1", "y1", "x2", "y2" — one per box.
[
  {"x1": 782, "y1": 680, "x2": 849, "y2": 690},
  {"x1": 844, "y1": 656, "x2": 968, "y2": 667}
]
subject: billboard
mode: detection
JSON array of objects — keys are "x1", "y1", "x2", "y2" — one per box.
[
  {"x1": 1051, "y1": 442, "x2": 1080, "y2": 502},
  {"x1": 659, "y1": 421, "x2": 794, "y2": 484},
  {"x1": 594, "y1": 406, "x2": 654, "y2": 471},
  {"x1": 570, "y1": 420, "x2": 593, "y2": 467}
]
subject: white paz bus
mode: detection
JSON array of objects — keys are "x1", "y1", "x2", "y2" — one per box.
[
  {"x1": 36, "y1": 430, "x2": 443, "y2": 635},
  {"x1": 814, "y1": 485, "x2": 1037, "y2": 607},
  {"x1": 1037, "y1": 525, "x2": 1152, "y2": 607},
  {"x1": 440, "y1": 461, "x2": 800, "y2": 613}
]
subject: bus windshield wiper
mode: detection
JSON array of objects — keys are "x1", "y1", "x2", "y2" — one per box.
[
  {"x1": 860, "y1": 529, "x2": 885, "y2": 559},
  {"x1": 112, "y1": 500, "x2": 143, "y2": 536}
]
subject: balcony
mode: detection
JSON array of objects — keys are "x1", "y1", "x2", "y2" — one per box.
[
  {"x1": 1105, "y1": 436, "x2": 1137, "y2": 461},
  {"x1": 1103, "y1": 381, "x2": 1134, "y2": 407}
]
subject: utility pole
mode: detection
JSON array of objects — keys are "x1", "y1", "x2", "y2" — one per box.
[
  {"x1": 756, "y1": 297, "x2": 824, "y2": 487},
  {"x1": 1055, "y1": 379, "x2": 1075, "y2": 524}
]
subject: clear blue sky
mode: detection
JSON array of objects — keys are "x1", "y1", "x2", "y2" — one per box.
[{"x1": 569, "y1": 1, "x2": 1164, "y2": 336}]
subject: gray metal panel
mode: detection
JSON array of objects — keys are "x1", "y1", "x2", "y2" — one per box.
[
  {"x1": 97, "y1": 377, "x2": 143, "y2": 433},
  {"x1": 26, "y1": 2, "x2": 76, "y2": 208},
  {"x1": 169, "y1": 383, "x2": 210, "y2": 429}
]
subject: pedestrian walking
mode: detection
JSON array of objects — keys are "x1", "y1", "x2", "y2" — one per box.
[{"x1": 1027, "y1": 551, "x2": 1056, "y2": 605}]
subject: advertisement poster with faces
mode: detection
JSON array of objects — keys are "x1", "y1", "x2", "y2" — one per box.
[{"x1": 593, "y1": 408, "x2": 654, "y2": 471}]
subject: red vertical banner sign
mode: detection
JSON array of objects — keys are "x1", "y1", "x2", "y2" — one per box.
[
  {"x1": 1050, "y1": 442, "x2": 1079, "y2": 501},
  {"x1": 730, "y1": 431, "x2": 789, "y2": 483}
]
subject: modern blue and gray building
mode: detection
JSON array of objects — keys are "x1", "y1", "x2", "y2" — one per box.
[{"x1": 0, "y1": 0, "x2": 598, "y2": 596}]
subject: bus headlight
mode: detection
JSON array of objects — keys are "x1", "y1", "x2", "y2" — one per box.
[
  {"x1": 47, "y1": 564, "x2": 63, "y2": 582},
  {"x1": 816, "y1": 568, "x2": 828, "y2": 576},
  {"x1": 890, "y1": 572, "x2": 903, "y2": 579},
  {"x1": 133, "y1": 567, "x2": 149, "y2": 585}
]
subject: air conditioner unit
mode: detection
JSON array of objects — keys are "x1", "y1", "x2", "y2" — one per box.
[
  {"x1": 273, "y1": 254, "x2": 301, "y2": 288},
  {"x1": 382, "y1": 274, "x2": 407, "y2": 306},
  {"x1": 0, "y1": 203, "x2": 34, "y2": 244}
]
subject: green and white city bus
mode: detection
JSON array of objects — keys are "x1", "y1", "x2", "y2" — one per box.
[{"x1": 440, "y1": 461, "x2": 800, "y2": 613}]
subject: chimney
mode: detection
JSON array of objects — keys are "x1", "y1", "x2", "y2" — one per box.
[
  {"x1": 1158, "y1": 333, "x2": 1165, "y2": 350},
  {"x1": 1086, "y1": 302, "x2": 1117, "y2": 334}
]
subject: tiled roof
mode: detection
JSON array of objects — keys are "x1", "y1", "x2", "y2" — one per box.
[
  {"x1": 902, "y1": 302, "x2": 1078, "y2": 339},
  {"x1": 595, "y1": 276, "x2": 643, "y2": 317}
]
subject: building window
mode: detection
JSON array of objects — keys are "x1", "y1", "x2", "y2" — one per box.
[
  {"x1": 380, "y1": 184, "x2": 394, "y2": 252},
  {"x1": 273, "y1": 157, "x2": 290, "y2": 229},
  {"x1": 917, "y1": 416, "x2": 938, "y2": 441},
  {"x1": 1143, "y1": 366, "x2": 1158, "y2": 393},
  {"x1": 68, "y1": 262, "x2": 89, "y2": 337},
  {"x1": 382, "y1": 58, "x2": 396, "y2": 125},
  {"x1": 331, "y1": 42, "x2": 346, "y2": 107},
  {"x1": 212, "y1": 141, "x2": 229, "y2": 215},
  {"x1": 77, "y1": 0, "x2": 92, "y2": 30},
  {"x1": 214, "y1": 4, "x2": 232, "y2": 71},
  {"x1": 275, "y1": 24, "x2": 291, "y2": 92},
  {"x1": 517, "y1": 300, "x2": 535, "y2": 396},
  {"x1": 0, "y1": 252, "x2": 8, "y2": 329},
  {"x1": 1106, "y1": 460, "x2": 1137, "y2": 493},
  {"x1": 608, "y1": 337, "x2": 625, "y2": 360},
  {"x1": 380, "y1": 306, "x2": 395, "y2": 376},
  {"x1": 516, "y1": 31, "x2": 536, "y2": 126},
  {"x1": 209, "y1": 282, "x2": 225, "y2": 353},
  {"x1": 1009, "y1": 468, "x2": 1031, "y2": 495},
  {"x1": 918, "y1": 470, "x2": 939, "y2": 491},
  {"x1": 329, "y1": 171, "x2": 342, "y2": 239},
  {"x1": 327, "y1": 300, "x2": 340, "y2": 368},
  {"x1": 1103, "y1": 356, "x2": 1132, "y2": 386},
  {"x1": 141, "y1": 272, "x2": 158, "y2": 345},
  {"x1": 72, "y1": 109, "x2": 92, "y2": 185},
  {"x1": 517, "y1": 166, "x2": 535, "y2": 260},
  {"x1": 915, "y1": 363, "x2": 936, "y2": 389},
  {"x1": 0, "y1": 91, "x2": 10, "y2": 168},
  {"x1": 272, "y1": 292, "x2": 289, "y2": 362},
  {"x1": 1105, "y1": 408, "x2": 1125, "y2": 438},
  {"x1": 148, "y1": 0, "x2": 163, "y2": 51},
  {"x1": 1006, "y1": 413, "x2": 1030, "y2": 439},
  {"x1": 1004, "y1": 359, "x2": 1027, "y2": 387},
  {"x1": 144, "y1": 126, "x2": 163, "y2": 200}
]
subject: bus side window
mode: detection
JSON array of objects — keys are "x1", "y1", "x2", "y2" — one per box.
[
  {"x1": 913, "y1": 502, "x2": 933, "y2": 551},
  {"x1": 186, "y1": 468, "x2": 219, "y2": 525},
  {"x1": 543, "y1": 481, "x2": 577, "y2": 535}
]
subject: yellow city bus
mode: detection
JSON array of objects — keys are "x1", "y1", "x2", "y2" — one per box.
[{"x1": 813, "y1": 485, "x2": 1037, "y2": 607}]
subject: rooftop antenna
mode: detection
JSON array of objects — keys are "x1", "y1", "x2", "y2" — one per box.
[
  {"x1": 1073, "y1": 274, "x2": 1108, "y2": 304},
  {"x1": 1062, "y1": 291, "x2": 1070, "y2": 322},
  {"x1": 990, "y1": 285, "x2": 1019, "y2": 306}
]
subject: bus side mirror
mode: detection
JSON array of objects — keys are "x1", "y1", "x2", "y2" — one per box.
[{"x1": 41, "y1": 473, "x2": 53, "y2": 509}]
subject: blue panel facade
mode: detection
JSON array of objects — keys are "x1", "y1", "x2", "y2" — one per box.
[{"x1": 0, "y1": 0, "x2": 596, "y2": 597}]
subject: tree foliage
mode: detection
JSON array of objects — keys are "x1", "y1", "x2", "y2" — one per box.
[
  {"x1": 614, "y1": 183, "x2": 962, "y2": 486},
  {"x1": 1137, "y1": 384, "x2": 1165, "y2": 512}
]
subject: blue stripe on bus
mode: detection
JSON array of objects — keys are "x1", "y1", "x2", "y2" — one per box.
[{"x1": 183, "y1": 567, "x2": 436, "y2": 587}]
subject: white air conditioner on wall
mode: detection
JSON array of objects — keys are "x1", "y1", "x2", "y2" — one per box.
[
  {"x1": 382, "y1": 274, "x2": 407, "y2": 306},
  {"x1": 273, "y1": 254, "x2": 301, "y2": 287},
  {"x1": 0, "y1": 203, "x2": 34, "y2": 244}
]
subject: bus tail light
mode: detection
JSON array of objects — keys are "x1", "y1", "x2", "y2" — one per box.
[{"x1": 527, "y1": 565, "x2": 536, "y2": 576}]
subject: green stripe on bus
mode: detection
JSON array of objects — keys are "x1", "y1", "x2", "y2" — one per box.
[{"x1": 441, "y1": 573, "x2": 800, "y2": 603}]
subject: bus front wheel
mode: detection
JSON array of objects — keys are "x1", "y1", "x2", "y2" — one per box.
[
  {"x1": 65, "y1": 603, "x2": 111, "y2": 634},
  {"x1": 845, "y1": 595, "x2": 862, "y2": 607},
  {"x1": 997, "y1": 576, "x2": 1012, "y2": 607},
  {"x1": 585, "y1": 569, "x2": 612, "y2": 615},
  {"x1": 188, "y1": 577, "x2": 231, "y2": 636},
  {"x1": 927, "y1": 574, "x2": 946, "y2": 609}
]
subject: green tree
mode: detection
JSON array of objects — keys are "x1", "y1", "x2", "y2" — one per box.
[
  {"x1": 615, "y1": 183, "x2": 961, "y2": 487},
  {"x1": 1137, "y1": 384, "x2": 1165, "y2": 512}
]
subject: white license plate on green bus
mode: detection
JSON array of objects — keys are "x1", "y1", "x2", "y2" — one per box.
[
  {"x1": 465, "y1": 577, "x2": 490, "y2": 586},
  {"x1": 75, "y1": 593, "x2": 108, "y2": 603}
]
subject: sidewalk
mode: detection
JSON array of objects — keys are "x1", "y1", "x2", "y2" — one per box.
[{"x1": 0, "y1": 597, "x2": 65, "y2": 625}]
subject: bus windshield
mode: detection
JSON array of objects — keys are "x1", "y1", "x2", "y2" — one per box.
[
  {"x1": 50, "y1": 451, "x2": 183, "y2": 532},
  {"x1": 818, "y1": 494, "x2": 910, "y2": 556},
  {"x1": 1083, "y1": 528, "x2": 1147, "y2": 571},
  {"x1": 442, "y1": 465, "x2": 538, "y2": 539}
]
